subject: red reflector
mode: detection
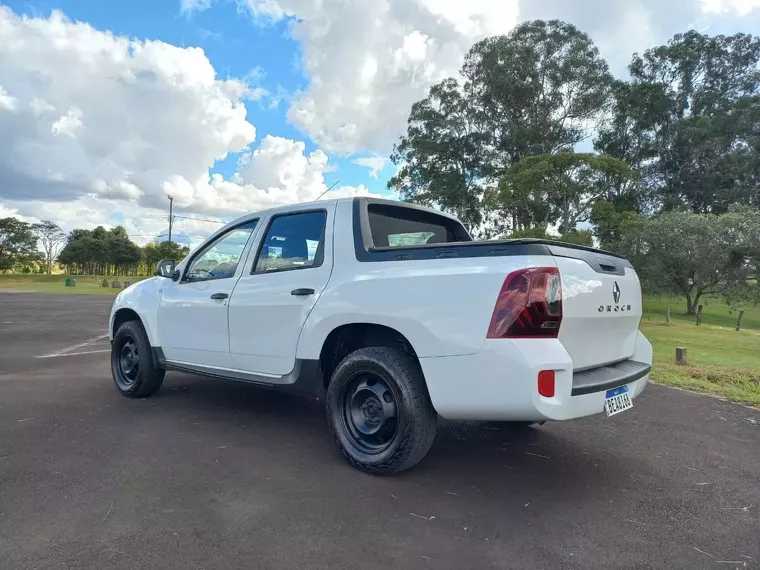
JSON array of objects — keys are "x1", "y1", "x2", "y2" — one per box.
[{"x1": 537, "y1": 370, "x2": 555, "y2": 398}]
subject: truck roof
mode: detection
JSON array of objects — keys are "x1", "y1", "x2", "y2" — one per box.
[{"x1": 222, "y1": 196, "x2": 460, "y2": 229}]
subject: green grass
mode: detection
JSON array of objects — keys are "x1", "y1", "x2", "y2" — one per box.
[
  {"x1": 641, "y1": 296, "x2": 760, "y2": 407},
  {"x1": 643, "y1": 295, "x2": 760, "y2": 330},
  {"x1": 0, "y1": 274, "x2": 149, "y2": 295}
]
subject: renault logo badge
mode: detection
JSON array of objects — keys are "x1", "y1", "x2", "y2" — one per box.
[{"x1": 612, "y1": 281, "x2": 621, "y2": 304}]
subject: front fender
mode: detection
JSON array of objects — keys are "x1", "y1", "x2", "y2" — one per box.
[{"x1": 109, "y1": 277, "x2": 163, "y2": 347}]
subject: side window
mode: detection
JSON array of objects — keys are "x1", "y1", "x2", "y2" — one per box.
[
  {"x1": 254, "y1": 211, "x2": 326, "y2": 274},
  {"x1": 184, "y1": 220, "x2": 258, "y2": 283},
  {"x1": 366, "y1": 204, "x2": 471, "y2": 248}
]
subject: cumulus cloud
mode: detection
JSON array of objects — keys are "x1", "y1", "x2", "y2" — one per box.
[
  {"x1": 0, "y1": 6, "x2": 372, "y2": 242},
  {"x1": 700, "y1": 0, "x2": 760, "y2": 16},
  {"x1": 239, "y1": 0, "x2": 520, "y2": 155},
  {"x1": 231, "y1": 0, "x2": 759, "y2": 155}
]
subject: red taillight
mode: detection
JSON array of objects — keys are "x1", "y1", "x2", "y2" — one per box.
[
  {"x1": 486, "y1": 267, "x2": 562, "y2": 339},
  {"x1": 537, "y1": 370, "x2": 555, "y2": 398}
]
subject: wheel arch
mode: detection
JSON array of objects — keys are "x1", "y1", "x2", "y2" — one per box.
[
  {"x1": 112, "y1": 308, "x2": 141, "y2": 337},
  {"x1": 317, "y1": 323, "x2": 422, "y2": 390}
]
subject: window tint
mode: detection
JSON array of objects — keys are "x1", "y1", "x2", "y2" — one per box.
[
  {"x1": 367, "y1": 204, "x2": 471, "y2": 248},
  {"x1": 254, "y1": 211, "x2": 327, "y2": 273},
  {"x1": 184, "y1": 220, "x2": 258, "y2": 282}
]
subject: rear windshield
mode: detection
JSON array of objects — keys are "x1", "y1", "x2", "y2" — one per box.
[{"x1": 367, "y1": 203, "x2": 471, "y2": 248}]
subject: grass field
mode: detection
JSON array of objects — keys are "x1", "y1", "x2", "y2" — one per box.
[
  {"x1": 640, "y1": 296, "x2": 760, "y2": 407},
  {"x1": 0, "y1": 274, "x2": 149, "y2": 295},
  {"x1": 1, "y1": 274, "x2": 758, "y2": 406}
]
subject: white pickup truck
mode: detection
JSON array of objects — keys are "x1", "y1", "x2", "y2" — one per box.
[{"x1": 109, "y1": 197, "x2": 652, "y2": 474}]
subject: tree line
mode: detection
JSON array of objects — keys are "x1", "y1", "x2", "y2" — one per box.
[
  {"x1": 390, "y1": 20, "x2": 760, "y2": 313},
  {"x1": 0, "y1": 217, "x2": 189, "y2": 276}
]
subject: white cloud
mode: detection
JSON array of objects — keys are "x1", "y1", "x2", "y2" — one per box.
[
  {"x1": 234, "y1": 0, "x2": 759, "y2": 155},
  {"x1": 0, "y1": 86, "x2": 19, "y2": 112},
  {"x1": 239, "y1": 0, "x2": 520, "y2": 155},
  {"x1": 51, "y1": 107, "x2": 84, "y2": 138},
  {"x1": 699, "y1": 0, "x2": 760, "y2": 15},
  {"x1": 180, "y1": 0, "x2": 213, "y2": 15},
  {"x1": 0, "y1": 6, "x2": 374, "y2": 237},
  {"x1": 352, "y1": 156, "x2": 386, "y2": 179}
]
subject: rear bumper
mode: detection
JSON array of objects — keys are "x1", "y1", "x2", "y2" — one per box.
[{"x1": 419, "y1": 331, "x2": 653, "y2": 421}]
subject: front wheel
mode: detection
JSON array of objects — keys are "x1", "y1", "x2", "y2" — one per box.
[
  {"x1": 111, "y1": 320, "x2": 165, "y2": 398},
  {"x1": 326, "y1": 346, "x2": 437, "y2": 475}
]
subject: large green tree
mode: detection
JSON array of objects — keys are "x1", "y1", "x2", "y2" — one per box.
[
  {"x1": 388, "y1": 78, "x2": 490, "y2": 233},
  {"x1": 0, "y1": 217, "x2": 40, "y2": 271},
  {"x1": 389, "y1": 20, "x2": 613, "y2": 233},
  {"x1": 494, "y1": 151, "x2": 636, "y2": 233},
  {"x1": 463, "y1": 20, "x2": 613, "y2": 166},
  {"x1": 605, "y1": 31, "x2": 760, "y2": 214},
  {"x1": 618, "y1": 207, "x2": 760, "y2": 314},
  {"x1": 58, "y1": 226, "x2": 145, "y2": 275}
]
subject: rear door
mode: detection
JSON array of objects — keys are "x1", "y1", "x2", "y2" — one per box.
[
  {"x1": 550, "y1": 247, "x2": 642, "y2": 370},
  {"x1": 228, "y1": 204, "x2": 335, "y2": 376}
]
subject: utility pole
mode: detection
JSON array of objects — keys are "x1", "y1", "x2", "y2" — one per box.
[{"x1": 167, "y1": 196, "x2": 174, "y2": 244}]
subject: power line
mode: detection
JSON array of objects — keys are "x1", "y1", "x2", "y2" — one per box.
[{"x1": 171, "y1": 214, "x2": 227, "y2": 224}]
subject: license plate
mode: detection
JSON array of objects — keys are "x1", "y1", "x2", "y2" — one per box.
[{"x1": 604, "y1": 385, "x2": 632, "y2": 417}]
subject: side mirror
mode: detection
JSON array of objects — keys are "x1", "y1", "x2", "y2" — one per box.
[{"x1": 156, "y1": 259, "x2": 176, "y2": 279}]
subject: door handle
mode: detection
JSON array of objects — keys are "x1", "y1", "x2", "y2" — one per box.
[
  {"x1": 291, "y1": 288, "x2": 315, "y2": 296},
  {"x1": 210, "y1": 292, "x2": 229, "y2": 300}
]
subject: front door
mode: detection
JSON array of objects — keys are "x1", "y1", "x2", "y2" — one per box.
[
  {"x1": 158, "y1": 219, "x2": 259, "y2": 369},
  {"x1": 228, "y1": 206, "x2": 334, "y2": 376}
]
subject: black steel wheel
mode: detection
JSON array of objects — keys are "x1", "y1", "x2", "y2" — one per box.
[
  {"x1": 343, "y1": 372, "x2": 400, "y2": 454},
  {"x1": 115, "y1": 337, "x2": 140, "y2": 390},
  {"x1": 326, "y1": 346, "x2": 437, "y2": 475},
  {"x1": 110, "y1": 320, "x2": 165, "y2": 398}
]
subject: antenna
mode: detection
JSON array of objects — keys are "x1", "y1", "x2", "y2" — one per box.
[{"x1": 315, "y1": 180, "x2": 340, "y2": 201}]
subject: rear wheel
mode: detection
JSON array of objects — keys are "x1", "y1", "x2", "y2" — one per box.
[
  {"x1": 111, "y1": 320, "x2": 165, "y2": 398},
  {"x1": 326, "y1": 346, "x2": 437, "y2": 475}
]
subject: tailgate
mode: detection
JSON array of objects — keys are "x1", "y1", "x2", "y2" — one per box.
[{"x1": 549, "y1": 246, "x2": 642, "y2": 371}]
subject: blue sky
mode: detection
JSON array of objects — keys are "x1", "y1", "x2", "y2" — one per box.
[{"x1": 3, "y1": 0, "x2": 396, "y2": 195}]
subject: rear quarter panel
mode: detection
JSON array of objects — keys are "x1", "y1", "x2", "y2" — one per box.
[{"x1": 296, "y1": 201, "x2": 559, "y2": 360}]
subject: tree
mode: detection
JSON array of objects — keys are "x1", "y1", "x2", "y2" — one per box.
[
  {"x1": 0, "y1": 217, "x2": 40, "y2": 271},
  {"x1": 106, "y1": 229, "x2": 142, "y2": 275},
  {"x1": 625, "y1": 31, "x2": 760, "y2": 214},
  {"x1": 618, "y1": 207, "x2": 760, "y2": 314},
  {"x1": 589, "y1": 202, "x2": 645, "y2": 251},
  {"x1": 31, "y1": 221, "x2": 67, "y2": 275},
  {"x1": 495, "y1": 152, "x2": 636, "y2": 233},
  {"x1": 388, "y1": 78, "x2": 490, "y2": 233},
  {"x1": 390, "y1": 20, "x2": 613, "y2": 234},
  {"x1": 509, "y1": 225, "x2": 594, "y2": 246},
  {"x1": 463, "y1": 20, "x2": 613, "y2": 166}
]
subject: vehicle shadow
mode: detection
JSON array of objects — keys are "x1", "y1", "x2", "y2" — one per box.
[{"x1": 154, "y1": 373, "x2": 644, "y2": 504}]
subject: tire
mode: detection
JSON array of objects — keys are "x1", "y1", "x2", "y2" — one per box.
[
  {"x1": 111, "y1": 320, "x2": 165, "y2": 398},
  {"x1": 326, "y1": 346, "x2": 437, "y2": 475}
]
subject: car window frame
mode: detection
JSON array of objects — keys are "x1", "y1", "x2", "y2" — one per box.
[
  {"x1": 251, "y1": 209, "x2": 327, "y2": 276},
  {"x1": 180, "y1": 218, "x2": 260, "y2": 284}
]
